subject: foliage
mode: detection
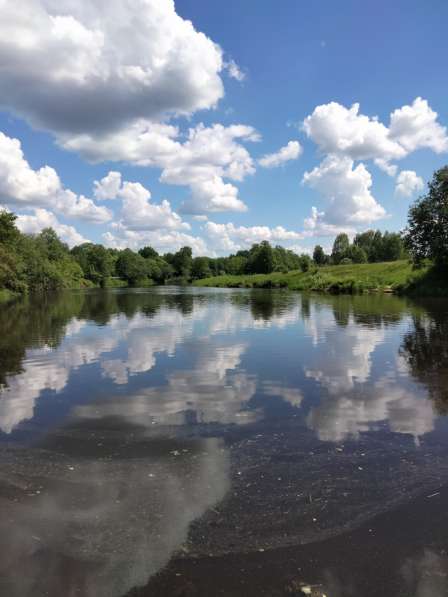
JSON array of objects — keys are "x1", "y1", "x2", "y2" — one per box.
[
  {"x1": 354, "y1": 229, "x2": 406, "y2": 262},
  {"x1": 347, "y1": 245, "x2": 367, "y2": 263},
  {"x1": 313, "y1": 245, "x2": 328, "y2": 265},
  {"x1": 0, "y1": 211, "x2": 84, "y2": 294},
  {"x1": 403, "y1": 166, "x2": 448, "y2": 266},
  {"x1": 246, "y1": 241, "x2": 275, "y2": 274},
  {"x1": 191, "y1": 256, "x2": 211, "y2": 280},
  {"x1": 116, "y1": 249, "x2": 149, "y2": 286},
  {"x1": 167, "y1": 246, "x2": 193, "y2": 278},
  {"x1": 331, "y1": 233, "x2": 350, "y2": 264},
  {"x1": 71, "y1": 243, "x2": 114, "y2": 286}
]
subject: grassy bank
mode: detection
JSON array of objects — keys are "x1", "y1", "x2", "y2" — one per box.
[{"x1": 194, "y1": 261, "x2": 446, "y2": 295}]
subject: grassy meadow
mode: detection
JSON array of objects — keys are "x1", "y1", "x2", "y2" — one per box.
[{"x1": 193, "y1": 260, "x2": 447, "y2": 295}]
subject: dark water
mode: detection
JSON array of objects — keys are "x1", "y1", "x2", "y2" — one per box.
[{"x1": 1, "y1": 288, "x2": 448, "y2": 597}]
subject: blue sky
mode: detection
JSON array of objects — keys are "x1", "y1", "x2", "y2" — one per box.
[{"x1": 0, "y1": 0, "x2": 447, "y2": 255}]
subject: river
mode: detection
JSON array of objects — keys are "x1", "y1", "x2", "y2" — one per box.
[{"x1": 0, "y1": 288, "x2": 447, "y2": 596}]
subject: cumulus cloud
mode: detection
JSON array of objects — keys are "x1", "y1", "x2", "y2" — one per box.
[
  {"x1": 258, "y1": 140, "x2": 302, "y2": 168},
  {"x1": 374, "y1": 158, "x2": 398, "y2": 177},
  {"x1": 95, "y1": 171, "x2": 188, "y2": 232},
  {"x1": 389, "y1": 97, "x2": 448, "y2": 154},
  {"x1": 102, "y1": 227, "x2": 208, "y2": 256},
  {"x1": 16, "y1": 208, "x2": 88, "y2": 247},
  {"x1": 303, "y1": 206, "x2": 356, "y2": 237},
  {"x1": 303, "y1": 101, "x2": 405, "y2": 162},
  {"x1": 303, "y1": 155, "x2": 386, "y2": 225},
  {"x1": 395, "y1": 170, "x2": 424, "y2": 198},
  {"x1": 303, "y1": 97, "x2": 448, "y2": 164},
  {"x1": 0, "y1": 131, "x2": 111, "y2": 223},
  {"x1": 302, "y1": 98, "x2": 447, "y2": 229},
  {"x1": 67, "y1": 122, "x2": 259, "y2": 214},
  {"x1": 0, "y1": 3, "x2": 264, "y2": 216},
  {"x1": 203, "y1": 221, "x2": 304, "y2": 253},
  {"x1": 0, "y1": 0, "x2": 224, "y2": 135},
  {"x1": 94, "y1": 171, "x2": 122, "y2": 200}
]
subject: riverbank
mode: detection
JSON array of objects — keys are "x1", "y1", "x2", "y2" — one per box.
[{"x1": 194, "y1": 261, "x2": 447, "y2": 295}]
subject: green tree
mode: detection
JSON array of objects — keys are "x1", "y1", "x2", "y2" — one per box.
[
  {"x1": 381, "y1": 232, "x2": 405, "y2": 261},
  {"x1": 72, "y1": 243, "x2": 113, "y2": 286},
  {"x1": 331, "y1": 233, "x2": 350, "y2": 264},
  {"x1": 313, "y1": 245, "x2": 326, "y2": 265},
  {"x1": 116, "y1": 249, "x2": 149, "y2": 285},
  {"x1": 139, "y1": 246, "x2": 159, "y2": 260},
  {"x1": 348, "y1": 245, "x2": 368, "y2": 263},
  {"x1": 247, "y1": 241, "x2": 275, "y2": 274},
  {"x1": 37, "y1": 228, "x2": 69, "y2": 261},
  {"x1": 172, "y1": 246, "x2": 193, "y2": 278},
  {"x1": 226, "y1": 255, "x2": 247, "y2": 275},
  {"x1": 0, "y1": 210, "x2": 20, "y2": 245},
  {"x1": 403, "y1": 166, "x2": 448, "y2": 266},
  {"x1": 191, "y1": 256, "x2": 211, "y2": 279},
  {"x1": 298, "y1": 254, "x2": 312, "y2": 272}
]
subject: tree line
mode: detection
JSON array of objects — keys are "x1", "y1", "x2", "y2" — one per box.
[
  {"x1": 0, "y1": 165, "x2": 447, "y2": 294},
  {"x1": 313, "y1": 229, "x2": 407, "y2": 266},
  {"x1": 0, "y1": 212, "x2": 311, "y2": 292}
]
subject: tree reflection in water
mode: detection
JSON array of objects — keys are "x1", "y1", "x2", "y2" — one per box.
[{"x1": 400, "y1": 300, "x2": 448, "y2": 415}]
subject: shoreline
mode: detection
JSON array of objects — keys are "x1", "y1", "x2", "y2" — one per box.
[{"x1": 193, "y1": 261, "x2": 448, "y2": 297}]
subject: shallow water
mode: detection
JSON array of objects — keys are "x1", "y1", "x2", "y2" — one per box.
[{"x1": 1, "y1": 288, "x2": 448, "y2": 596}]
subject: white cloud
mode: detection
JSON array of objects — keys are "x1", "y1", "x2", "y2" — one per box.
[
  {"x1": 63, "y1": 121, "x2": 181, "y2": 165},
  {"x1": 119, "y1": 181, "x2": 188, "y2": 232},
  {"x1": 16, "y1": 208, "x2": 89, "y2": 247},
  {"x1": 389, "y1": 97, "x2": 448, "y2": 154},
  {"x1": 0, "y1": 131, "x2": 111, "y2": 223},
  {"x1": 0, "y1": 4, "x2": 263, "y2": 217},
  {"x1": 94, "y1": 171, "x2": 122, "y2": 200},
  {"x1": 0, "y1": 1, "x2": 224, "y2": 135},
  {"x1": 303, "y1": 101, "x2": 405, "y2": 162},
  {"x1": 102, "y1": 228, "x2": 208, "y2": 256},
  {"x1": 258, "y1": 140, "x2": 302, "y2": 168},
  {"x1": 303, "y1": 155, "x2": 386, "y2": 225},
  {"x1": 302, "y1": 98, "x2": 447, "y2": 228},
  {"x1": 303, "y1": 206, "x2": 357, "y2": 237},
  {"x1": 303, "y1": 97, "x2": 448, "y2": 164},
  {"x1": 395, "y1": 170, "x2": 424, "y2": 198},
  {"x1": 224, "y1": 59, "x2": 246, "y2": 82},
  {"x1": 96, "y1": 172, "x2": 188, "y2": 232},
  {"x1": 374, "y1": 158, "x2": 398, "y2": 177},
  {"x1": 203, "y1": 221, "x2": 304, "y2": 254},
  {"x1": 66, "y1": 122, "x2": 259, "y2": 214}
]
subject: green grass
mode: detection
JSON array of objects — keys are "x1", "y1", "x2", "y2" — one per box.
[{"x1": 193, "y1": 260, "x2": 441, "y2": 295}]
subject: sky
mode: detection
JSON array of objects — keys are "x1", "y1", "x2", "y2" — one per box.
[{"x1": 0, "y1": 0, "x2": 447, "y2": 256}]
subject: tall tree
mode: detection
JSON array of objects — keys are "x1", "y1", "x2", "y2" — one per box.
[
  {"x1": 191, "y1": 257, "x2": 211, "y2": 279},
  {"x1": 331, "y1": 233, "x2": 350, "y2": 264},
  {"x1": 313, "y1": 245, "x2": 326, "y2": 265},
  {"x1": 139, "y1": 246, "x2": 159, "y2": 259},
  {"x1": 0, "y1": 210, "x2": 20, "y2": 245},
  {"x1": 247, "y1": 241, "x2": 275, "y2": 274},
  {"x1": 172, "y1": 246, "x2": 193, "y2": 278},
  {"x1": 403, "y1": 166, "x2": 448, "y2": 266}
]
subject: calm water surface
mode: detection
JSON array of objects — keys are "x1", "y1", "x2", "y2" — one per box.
[{"x1": 1, "y1": 288, "x2": 448, "y2": 596}]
